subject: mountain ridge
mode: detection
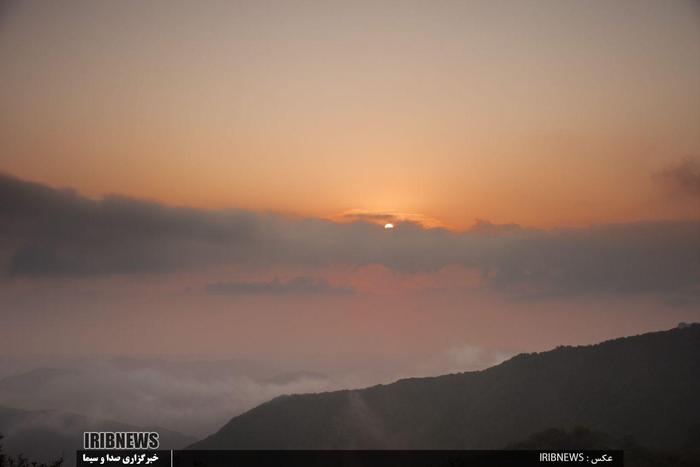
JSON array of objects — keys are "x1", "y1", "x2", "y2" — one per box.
[{"x1": 191, "y1": 324, "x2": 700, "y2": 451}]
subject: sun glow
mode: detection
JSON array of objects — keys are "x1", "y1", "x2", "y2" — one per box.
[{"x1": 384, "y1": 223, "x2": 394, "y2": 230}]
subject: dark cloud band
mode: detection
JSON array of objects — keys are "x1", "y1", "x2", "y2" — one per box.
[{"x1": 1, "y1": 173, "x2": 698, "y2": 303}]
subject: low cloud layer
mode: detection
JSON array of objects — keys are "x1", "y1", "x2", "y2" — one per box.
[
  {"x1": 1, "y1": 173, "x2": 699, "y2": 302},
  {"x1": 0, "y1": 358, "x2": 340, "y2": 438}
]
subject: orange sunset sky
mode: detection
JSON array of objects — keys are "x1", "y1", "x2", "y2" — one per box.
[{"x1": 1, "y1": 0, "x2": 699, "y2": 229}]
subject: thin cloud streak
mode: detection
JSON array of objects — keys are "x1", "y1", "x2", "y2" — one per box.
[{"x1": 206, "y1": 277, "x2": 354, "y2": 296}]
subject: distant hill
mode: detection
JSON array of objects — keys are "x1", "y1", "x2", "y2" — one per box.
[
  {"x1": 191, "y1": 324, "x2": 700, "y2": 452},
  {"x1": 0, "y1": 405, "x2": 196, "y2": 466},
  {"x1": 0, "y1": 368, "x2": 78, "y2": 393}
]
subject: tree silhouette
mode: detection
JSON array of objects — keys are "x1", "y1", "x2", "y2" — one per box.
[{"x1": 0, "y1": 434, "x2": 63, "y2": 467}]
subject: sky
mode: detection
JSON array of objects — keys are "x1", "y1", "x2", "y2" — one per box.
[
  {"x1": 2, "y1": 0, "x2": 699, "y2": 227},
  {"x1": 1, "y1": 0, "x2": 699, "y2": 382}
]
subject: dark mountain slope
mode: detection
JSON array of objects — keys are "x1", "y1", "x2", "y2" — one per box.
[
  {"x1": 191, "y1": 324, "x2": 700, "y2": 451},
  {"x1": 508, "y1": 427, "x2": 700, "y2": 467}
]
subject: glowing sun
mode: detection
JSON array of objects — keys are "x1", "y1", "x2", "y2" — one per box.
[{"x1": 384, "y1": 223, "x2": 394, "y2": 230}]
